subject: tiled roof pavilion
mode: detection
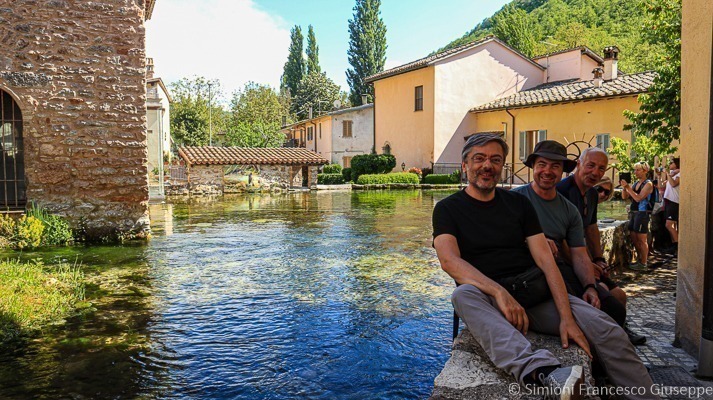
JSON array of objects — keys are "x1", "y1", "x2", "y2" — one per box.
[
  {"x1": 178, "y1": 147, "x2": 329, "y2": 166},
  {"x1": 471, "y1": 71, "x2": 656, "y2": 112}
]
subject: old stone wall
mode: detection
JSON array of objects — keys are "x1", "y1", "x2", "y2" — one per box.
[
  {"x1": 0, "y1": 0, "x2": 150, "y2": 238},
  {"x1": 187, "y1": 164, "x2": 223, "y2": 195},
  {"x1": 185, "y1": 164, "x2": 316, "y2": 196}
]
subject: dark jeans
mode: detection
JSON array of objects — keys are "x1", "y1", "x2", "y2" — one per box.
[{"x1": 558, "y1": 262, "x2": 626, "y2": 327}]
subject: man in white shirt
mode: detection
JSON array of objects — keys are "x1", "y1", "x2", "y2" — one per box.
[{"x1": 662, "y1": 157, "x2": 680, "y2": 255}]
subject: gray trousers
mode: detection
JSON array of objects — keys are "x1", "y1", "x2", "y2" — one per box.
[{"x1": 452, "y1": 284, "x2": 658, "y2": 400}]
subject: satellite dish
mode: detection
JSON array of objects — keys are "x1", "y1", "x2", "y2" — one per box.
[{"x1": 333, "y1": 100, "x2": 341, "y2": 109}]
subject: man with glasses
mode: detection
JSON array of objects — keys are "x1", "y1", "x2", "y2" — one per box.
[
  {"x1": 433, "y1": 134, "x2": 656, "y2": 399},
  {"x1": 556, "y1": 147, "x2": 645, "y2": 345}
]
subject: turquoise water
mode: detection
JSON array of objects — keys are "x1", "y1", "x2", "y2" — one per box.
[{"x1": 0, "y1": 191, "x2": 455, "y2": 399}]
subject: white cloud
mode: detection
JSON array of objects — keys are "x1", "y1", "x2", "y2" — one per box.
[{"x1": 145, "y1": 0, "x2": 290, "y2": 100}]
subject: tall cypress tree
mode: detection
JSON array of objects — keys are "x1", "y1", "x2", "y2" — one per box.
[
  {"x1": 281, "y1": 25, "x2": 305, "y2": 98},
  {"x1": 306, "y1": 25, "x2": 321, "y2": 75},
  {"x1": 346, "y1": 0, "x2": 387, "y2": 106}
]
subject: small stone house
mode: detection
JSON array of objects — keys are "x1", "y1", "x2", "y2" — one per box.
[
  {"x1": 0, "y1": 0, "x2": 156, "y2": 238},
  {"x1": 177, "y1": 146, "x2": 328, "y2": 194}
]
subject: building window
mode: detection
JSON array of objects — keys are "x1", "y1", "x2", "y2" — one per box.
[
  {"x1": 596, "y1": 133, "x2": 610, "y2": 152},
  {"x1": 519, "y1": 130, "x2": 547, "y2": 161},
  {"x1": 0, "y1": 90, "x2": 25, "y2": 208},
  {"x1": 343, "y1": 156, "x2": 352, "y2": 168},
  {"x1": 414, "y1": 85, "x2": 423, "y2": 111},
  {"x1": 307, "y1": 126, "x2": 313, "y2": 141},
  {"x1": 382, "y1": 143, "x2": 391, "y2": 155},
  {"x1": 342, "y1": 120, "x2": 353, "y2": 138}
]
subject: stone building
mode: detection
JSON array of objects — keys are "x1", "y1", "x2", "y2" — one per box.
[
  {"x1": 177, "y1": 146, "x2": 328, "y2": 194},
  {"x1": 0, "y1": 0, "x2": 155, "y2": 238}
]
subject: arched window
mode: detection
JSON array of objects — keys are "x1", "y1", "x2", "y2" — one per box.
[
  {"x1": 0, "y1": 90, "x2": 25, "y2": 209},
  {"x1": 382, "y1": 143, "x2": 391, "y2": 155}
]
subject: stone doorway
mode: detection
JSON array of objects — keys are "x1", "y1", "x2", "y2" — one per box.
[{"x1": 0, "y1": 90, "x2": 25, "y2": 209}]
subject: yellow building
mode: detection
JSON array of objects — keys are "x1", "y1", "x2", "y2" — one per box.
[
  {"x1": 365, "y1": 36, "x2": 545, "y2": 172},
  {"x1": 471, "y1": 70, "x2": 654, "y2": 183},
  {"x1": 366, "y1": 35, "x2": 653, "y2": 177}
]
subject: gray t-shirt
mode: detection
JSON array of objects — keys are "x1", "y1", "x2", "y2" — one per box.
[{"x1": 511, "y1": 184, "x2": 586, "y2": 248}]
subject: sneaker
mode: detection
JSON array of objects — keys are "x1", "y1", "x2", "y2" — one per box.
[
  {"x1": 628, "y1": 262, "x2": 648, "y2": 271},
  {"x1": 624, "y1": 324, "x2": 647, "y2": 345},
  {"x1": 539, "y1": 365, "x2": 584, "y2": 400}
]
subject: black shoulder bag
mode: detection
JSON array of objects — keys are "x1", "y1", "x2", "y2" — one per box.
[{"x1": 495, "y1": 266, "x2": 552, "y2": 309}]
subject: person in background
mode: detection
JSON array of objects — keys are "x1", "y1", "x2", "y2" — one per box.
[
  {"x1": 662, "y1": 157, "x2": 680, "y2": 255},
  {"x1": 593, "y1": 177, "x2": 614, "y2": 204},
  {"x1": 620, "y1": 162, "x2": 654, "y2": 270}
]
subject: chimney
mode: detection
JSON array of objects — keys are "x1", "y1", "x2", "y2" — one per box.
[
  {"x1": 146, "y1": 57, "x2": 154, "y2": 79},
  {"x1": 361, "y1": 93, "x2": 368, "y2": 105},
  {"x1": 592, "y1": 67, "x2": 604, "y2": 88},
  {"x1": 603, "y1": 46, "x2": 619, "y2": 81}
]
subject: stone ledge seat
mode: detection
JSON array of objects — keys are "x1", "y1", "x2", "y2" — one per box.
[{"x1": 431, "y1": 328, "x2": 596, "y2": 400}]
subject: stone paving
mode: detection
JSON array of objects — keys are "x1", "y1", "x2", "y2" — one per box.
[{"x1": 614, "y1": 250, "x2": 713, "y2": 398}]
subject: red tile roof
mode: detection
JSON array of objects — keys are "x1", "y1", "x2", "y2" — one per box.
[
  {"x1": 178, "y1": 146, "x2": 329, "y2": 166},
  {"x1": 470, "y1": 71, "x2": 655, "y2": 112}
]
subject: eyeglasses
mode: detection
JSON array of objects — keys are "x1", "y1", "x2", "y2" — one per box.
[
  {"x1": 596, "y1": 186, "x2": 611, "y2": 196},
  {"x1": 469, "y1": 155, "x2": 504, "y2": 166}
]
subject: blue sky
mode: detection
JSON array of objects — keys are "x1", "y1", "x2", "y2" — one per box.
[{"x1": 146, "y1": 0, "x2": 509, "y2": 100}]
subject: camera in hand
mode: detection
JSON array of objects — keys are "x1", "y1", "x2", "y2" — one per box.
[{"x1": 619, "y1": 172, "x2": 631, "y2": 183}]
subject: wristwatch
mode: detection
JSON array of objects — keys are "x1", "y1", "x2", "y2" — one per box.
[{"x1": 584, "y1": 283, "x2": 597, "y2": 291}]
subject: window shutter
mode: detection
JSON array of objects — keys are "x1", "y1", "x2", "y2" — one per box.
[
  {"x1": 519, "y1": 131, "x2": 527, "y2": 161},
  {"x1": 537, "y1": 130, "x2": 547, "y2": 142}
]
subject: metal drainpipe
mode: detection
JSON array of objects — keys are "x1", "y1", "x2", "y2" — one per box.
[
  {"x1": 505, "y1": 108, "x2": 516, "y2": 185},
  {"x1": 698, "y1": 25, "x2": 713, "y2": 378}
]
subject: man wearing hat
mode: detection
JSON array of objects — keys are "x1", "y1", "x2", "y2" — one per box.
[
  {"x1": 433, "y1": 133, "x2": 657, "y2": 399},
  {"x1": 512, "y1": 141, "x2": 628, "y2": 334}
]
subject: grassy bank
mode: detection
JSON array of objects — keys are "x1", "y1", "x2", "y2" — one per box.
[{"x1": 0, "y1": 259, "x2": 85, "y2": 342}]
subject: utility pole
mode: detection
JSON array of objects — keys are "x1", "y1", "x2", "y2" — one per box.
[{"x1": 207, "y1": 81, "x2": 213, "y2": 146}]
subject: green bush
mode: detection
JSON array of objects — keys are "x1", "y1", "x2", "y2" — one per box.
[
  {"x1": 424, "y1": 171, "x2": 461, "y2": 184},
  {"x1": 0, "y1": 214, "x2": 14, "y2": 238},
  {"x1": 424, "y1": 174, "x2": 454, "y2": 184},
  {"x1": 450, "y1": 170, "x2": 462, "y2": 183},
  {"x1": 322, "y1": 163, "x2": 343, "y2": 174},
  {"x1": 26, "y1": 204, "x2": 74, "y2": 246},
  {"x1": 342, "y1": 167, "x2": 352, "y2": 182},
  {"x1": 351, "y1": 154, "x2": 396, "y2": 182},
  {"x1": 356, "y1": 172, "x2": 420, "y2": 185},
  {"x1": 14, "y1": 216, "x2": 44, "y2": 250},
  {"x1": 317, "y1": 173, "x2": 346, "y2": 185}
]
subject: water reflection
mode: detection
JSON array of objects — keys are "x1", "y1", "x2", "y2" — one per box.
[{"x1": 0, "y1": 190, "x2": 457, "y2": 399}]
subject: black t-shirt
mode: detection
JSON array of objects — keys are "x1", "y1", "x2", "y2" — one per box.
[
  {"x1": 556, "y1": 175, "x2": 599, "y2": 227},
  {"x1": 432, "y1": 188, "x2": 543, "y2": 280}
]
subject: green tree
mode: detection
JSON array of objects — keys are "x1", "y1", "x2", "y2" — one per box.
[
  {"x1": 491, "y1": 4, "x2": 542, "y2": 57},
  {"x1": 281, "y1": 25, "x2": 305, "y2": 97},
  {"x1": 623, "y1": 0, "x2": 681, "y2": 149},
  {"x1": 306, "y1": 25, "x2": 321, "y2": 75},
  {"x1": 608, "y1": 133, "x2": 676, "y2": 173},
  {"x1": 169, "y1": 77, "x2": 227, "y2": 147},
  {"x1": 224, "y1": 82, "x2": 287, "y2": 148},
  {"x1": 293, "y1": 71, "x2": 345, "y2": 117},
  {"x1": 224, "y1": 121, "x2": 285, "y2": 148},
  {"x1": 346, "y1": 0, "x2": 387, "y2": 106}
]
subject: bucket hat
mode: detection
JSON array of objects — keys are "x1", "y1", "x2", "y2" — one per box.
[{"x1": 524, "y1": 140, "x2": 577, "y2": 173}]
